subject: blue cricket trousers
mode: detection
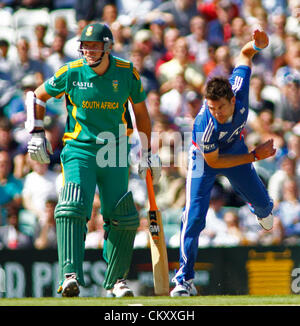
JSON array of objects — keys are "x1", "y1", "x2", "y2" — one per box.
[{"x1": 174, "y1": 140, "x2": 273, "y2": 284}]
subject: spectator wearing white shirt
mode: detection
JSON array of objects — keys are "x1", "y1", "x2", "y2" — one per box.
[{"x1": 22, "y1": 158, "x2": 58, "y2": 226}]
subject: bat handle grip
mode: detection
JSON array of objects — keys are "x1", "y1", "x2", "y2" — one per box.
[{"x1": 146, "y1": 169, "x2": 158, "y2": 211}]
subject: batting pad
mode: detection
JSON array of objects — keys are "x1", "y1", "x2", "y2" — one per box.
[
  {"x1": 55, "y1": 183, "x2": 87, "y2": 287},
  {"x1": 103, "y1": 191, "x2": 139, "y2": 290}
]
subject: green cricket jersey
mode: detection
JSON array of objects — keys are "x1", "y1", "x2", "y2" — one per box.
[{"x1": 44, "y1": 55, "x2": 146, "y2": 149}]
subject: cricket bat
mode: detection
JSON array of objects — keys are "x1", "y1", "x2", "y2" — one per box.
[{"x1": 146, "y1": 169, "x2": 170, "y2": 296}]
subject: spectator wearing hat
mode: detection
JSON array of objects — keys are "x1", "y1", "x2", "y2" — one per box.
[
  {"x1": 132, "y1": 29, "x2": 161, "y2": 72},
  {"x1": 149, "y1": 18, "x2": 168, "y2": 55}
]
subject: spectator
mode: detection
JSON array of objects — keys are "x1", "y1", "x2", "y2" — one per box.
[
  {"x1": 213, "y1": 209, "x2": 245, "y2": 246},
  {"x1": 29, "y1": 24, "x2": 51, "y2": 61},
  {"x1": 34, "y1": 197, "x2": 57, "y2": 249},
  {"x1": 115, "y1": 0, "x2": 161, "y2": 27},
  {"x1": 205, "y1": 0, "x2": 240, "y2": 46},
  {"x1": 248, "y1": 74, "x2": 275, "y2": 117},
  {"x1": 132, "y1": 29, "x2": 160, "y2": 72},
  {"x1": 197, "y1": 185, "x2": 228, "y2": 247},
  {"x1": 74, "y1": 0, "x2": 113, "y2": 22},
  {"x1": 208, "y1": 44, "x2": 234, "y2": 79},
  {"x1": 273, "y1": 178, "x2": 300, "y2": 245},
  {"x1": 185, "y1": 15, "x2": 210, "y2": 66},
  {"x1": 148, "y1": 0, "x2": 198, "y2": 36},
  {"x1": 149, "y1": 18, "x2": 168, "y2": 56},
  {"x1": 0, "y1": 40, "x2": 16, "y2": 114},
  {"x1": 155, "y1": 145, "x2": 186, "y2": 211},
  {"x1": 0, "y1": 39, "x2": 14, "y2": 77},
  {"x1": 101, "y1": 3, "x2": 118, "y2": 27},
  {"x1": 273, "y1": 40, "x2": 300, "y2": 88},
  {"x1": 110, "y1": 21, "x2": 132, "y2": 60},
  {"x1": 22, "y1": 158, "x2": 58, "y2": 225},
  {"x1": 228, "y1": 16, "x2": 250, "y2": 59},
  {"x1": 268, "y1": 156, "x2": 300, "y2": 207},
  {"x1": 44, "y1": 33, "x2": 73, "y2": 78},
  {"x1": 157, "y1": 36, "x2": 205, "y2": 94},
  {"x1": 266, "y1": 13, "x2": 287, "y2": 67},
  {"x1": 0, "y1": 117, "x2": 25, "y2": 159},
  {"x1": 286, "y1": 132, "x2": 300, "y2": 176},
  {"x1": 85, "y1": 193, "x2": 105, "y2": 249},
  {"x1": 174, "y1": 90, "x2": 202, "y2": 134},
  {"x1": 145, "y1": 89, "x2": 170, "y2": 124},
  {"x1": 154, "y1": 27, "x2": 180, "y2": 76},
  {"x1": 11, "y1": 38, "x2": 46, "y2": 87},
  {"x1": 0, "y1": 204, "x2": 33, "y2": 250},
  {"x1": 48, "y1": 16, "x2": 72, "y2": 44},
  {"x1": 133, "y1": 217, "x2": 149, "y2": 248},
  {"x1": 160, "y1": 73, "x2": 189, "y2": 121},
  {"x1": 0, "y1": 150, "x2": 23, "y2": 226},
  {"x1": 130, "y1": 48, "x2": 159, "y2": 94},
  {"x1": 44, "y1": 116, "x2": 64, "y2": 171},
  {"x1": 275, "y1": 77, "x2": 300, "y2": 132}
]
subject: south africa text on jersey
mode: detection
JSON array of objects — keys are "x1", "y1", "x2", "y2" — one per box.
[{"x1": 82, "y1": 101, "x2": 119, "y2": 110}]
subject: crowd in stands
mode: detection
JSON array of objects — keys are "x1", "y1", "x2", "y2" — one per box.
[{"x1": 0, "y1": 0, "x2": 299, "y2": 250}]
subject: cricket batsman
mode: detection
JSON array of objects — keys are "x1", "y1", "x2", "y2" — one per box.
[
  {"x1": 25, "y1": 22, "x2": 161, "y2": 297},
  {"x1": 171, "y1": 29, "x2": 276, "y2": 297}
]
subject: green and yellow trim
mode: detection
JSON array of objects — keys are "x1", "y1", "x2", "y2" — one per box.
[
  {"x1": 62, "y1": 93, "x2": 82, "y2": 144},
  {"x1": 121, "y1": 98, "x2": 133, "y2": 137}
]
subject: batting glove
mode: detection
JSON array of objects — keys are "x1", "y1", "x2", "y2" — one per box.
[
  {"x1": 27, "y1": 130, "x2": 53, "y2": 164},
  {"x1": 138, "y1": 148, "x2": 162, "y2": 184}
]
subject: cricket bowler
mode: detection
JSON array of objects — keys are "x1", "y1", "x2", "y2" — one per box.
[
  {"x1": 171, "y1": 29, "x2": 276, "y2": 297},
  {"x1": 25, "y1": 23, "x2": 161, "y2": 297}
]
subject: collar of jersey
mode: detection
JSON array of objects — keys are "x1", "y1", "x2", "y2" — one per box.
[{"x1": 83, "y1": 55, "x2": 115, "y2": 79}]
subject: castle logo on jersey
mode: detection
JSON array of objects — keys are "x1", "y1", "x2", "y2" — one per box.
[
  {"x1": 112, "y1": 80, "x2": 119, "y2": 92},
  {"x1": 73, "y1": 81, "x2": 94, "y2": 90}
]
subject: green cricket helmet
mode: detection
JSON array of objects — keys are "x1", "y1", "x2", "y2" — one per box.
[{"x1": 78, "y1": 23, "x2": 114, "y2": 67}]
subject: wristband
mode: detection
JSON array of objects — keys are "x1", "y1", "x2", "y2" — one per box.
[
  {"x1": 253, "y1": 42, "x2": 263, "y2": 52},
  {"x1": 251, "y1": 150, "x2": 260, "y2": 161}
]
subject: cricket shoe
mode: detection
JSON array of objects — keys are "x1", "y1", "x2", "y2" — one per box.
[
  {"x1": 170, "y1": 280, "x2": 197, "y2": 297},
  {"x1": 256, "y1": 214, "x2": 273, "y2": 231},
  {"x1": 61, "y1": 273, "x2": 80, "y2": 297},
  {"x1": 106, "y1": 279, "x2": 134, "y2": 298}
]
